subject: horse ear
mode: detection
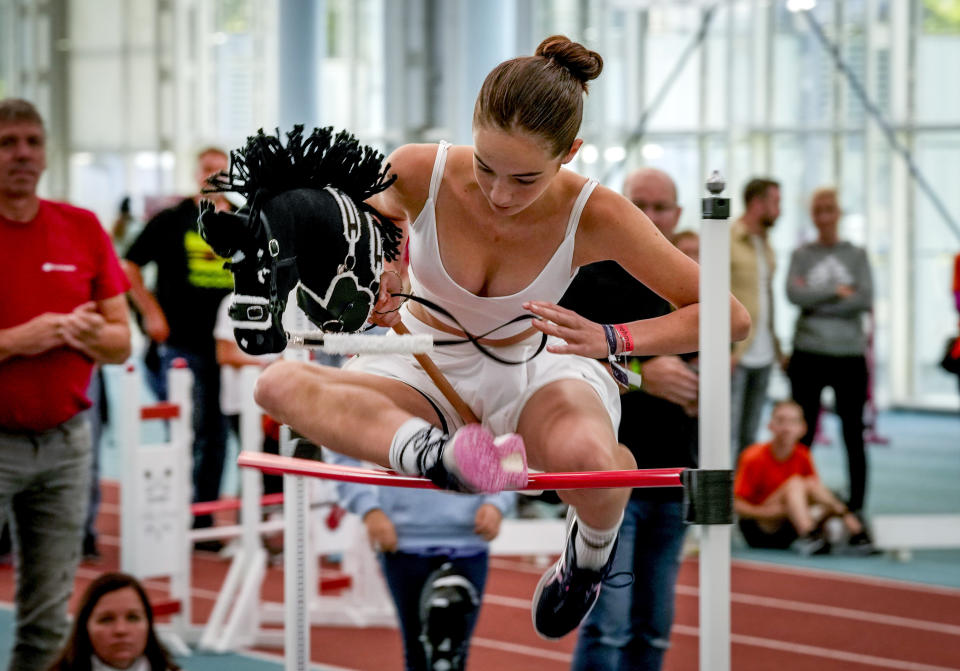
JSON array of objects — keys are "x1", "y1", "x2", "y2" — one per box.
[{"x1": 197, "y1": 200, "x2": 258, "y2": 261}]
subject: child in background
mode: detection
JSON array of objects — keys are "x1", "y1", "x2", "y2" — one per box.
[{"x1": 333, "y1": 452, "x2": 515, "y2": 671}]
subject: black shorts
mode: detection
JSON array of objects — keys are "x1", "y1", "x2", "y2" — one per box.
[{"x1": 738, "y1": 518, "x2": 798, "y2": 549}]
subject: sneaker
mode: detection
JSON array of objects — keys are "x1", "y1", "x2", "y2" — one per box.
[
  {"x1": 846, "y1": 530, "x2": 880, "y2": 556},
  {"x1": 419, "y1": 563, "x2": 479, "y2": 671},
  {"x1": 423, "y1": 424, "x2": 528, "y2": 493},
  {"x1": 794, "y1": 530, "x2": 831, "y2": 556},
  {"x1": 532, "y1": 508, "x2": 621, "y2": 640}
]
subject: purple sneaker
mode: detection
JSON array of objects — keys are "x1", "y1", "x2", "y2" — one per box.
[
  {"x1": 532, "y1": 508, "x2": 622, "y2": 640},
  {"x1": 425, "y1": 424, "x2": 528, "y2": 493}
]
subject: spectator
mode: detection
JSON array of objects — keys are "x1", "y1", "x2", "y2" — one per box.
[
  {"x1": 562, "y1": 167, "x2": 697, "y2": 671},
  {"x1": 786, "y1": 187, "x2": 873, "y2": 514},
  {"x1": 730, "y1": 177, "x2": 785, "y2": 455},
  {"x1": 734, "y1": 400, "x2": 870, "y2": 555},
  {"x1": 123, "y1": 147, "x2": 234, "y2": 532},
  {"x1": 0, "y1": 98, "x2": 131, "y2": 671},
  {"x1": 47, "y1": 572, "x2": 180, "y2": 671},
  {"x1": 333, "y1": 453, "x2": 515, "y2": 671}
]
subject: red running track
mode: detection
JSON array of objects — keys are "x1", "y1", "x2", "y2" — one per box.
[{"x1": 0, "y1": 481, "x2": 955, "y2": 671}]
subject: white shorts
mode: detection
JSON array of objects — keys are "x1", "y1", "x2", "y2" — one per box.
[{"x1": 343, "y1": 306, "x2": 621, "y2": 436}]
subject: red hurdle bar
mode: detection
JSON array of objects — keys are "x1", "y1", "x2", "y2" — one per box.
[
  {"x1": 190, "y1": 492, "x2": 287, "y2": 517},
  {"x1": 237, "y1": 451, "x2": 685, "y2": 491},
  {"x1": 140, "y1": 401, "x2": 180, "y2": 421}
]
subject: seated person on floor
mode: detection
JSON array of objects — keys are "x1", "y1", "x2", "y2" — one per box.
[{"x1": 734, "y1": 399, "x2": 871, "y2": 555}]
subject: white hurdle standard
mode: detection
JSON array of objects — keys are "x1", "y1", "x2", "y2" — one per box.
[
  {"x1": 698, "y1": 172, "x2": 733, "y2": 670},
  {"x1": 198, "y1": 365, "x2": 272, "y2": 652},
  {"x1": 119, "y1": 360, "x2": 195, "y2": 655}
]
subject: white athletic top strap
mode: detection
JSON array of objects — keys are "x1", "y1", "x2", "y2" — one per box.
[
  {"x1": 428, "y1": 141, "x2": 451, "y2": 204},
  {"x1": 566, "y1": 178, "x2": 599, "y2": 238}
]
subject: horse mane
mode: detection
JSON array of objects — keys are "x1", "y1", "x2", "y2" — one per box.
[{"x1": 206, "y1": 125, "x2": 403, "y2": 261}]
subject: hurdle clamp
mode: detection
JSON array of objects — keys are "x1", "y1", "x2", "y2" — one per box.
[{"x1": 682, "y1": 468, "x2": 733, "y2": 525}]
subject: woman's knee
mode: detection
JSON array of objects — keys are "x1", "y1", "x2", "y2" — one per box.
[
  {"x1": 254, "y1": 360, "x2": 305, "y2": 414},
  {"x1": 535, "y1": 426, "x2": 625, "y2": 473}
]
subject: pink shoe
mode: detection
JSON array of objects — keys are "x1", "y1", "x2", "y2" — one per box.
[{"x1": 429, "y1": 424, "x2": 529, "y2": 493}]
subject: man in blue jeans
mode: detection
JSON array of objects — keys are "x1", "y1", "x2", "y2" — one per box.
[
  {"x1": 0, "y1": 98, "x2": 131, "y2": 671},
  {"x1": 560, "y1": 167, "x2": 696, "y2": 670}
]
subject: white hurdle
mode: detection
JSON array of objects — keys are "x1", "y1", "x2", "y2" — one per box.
[
  {"x1": 119, "y1": 360, "x2": 195, "y2": 654},
  {"x1": 199, "y1": 365, "x2": 271, "y2": 651}
]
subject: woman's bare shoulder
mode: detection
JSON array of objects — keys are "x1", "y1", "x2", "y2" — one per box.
[
  {"x1": 385, "y1": 142, "x2": 442, "y2": 174},
  {"x1": 381, "y1": 143, "x2": 442, "y2": 212},
  {"x1": 574, "y1": 182, "x2": 655, "y2": 263},
  {"x1": 579, "y1": 181, "x2": 637, "y2": 229}
]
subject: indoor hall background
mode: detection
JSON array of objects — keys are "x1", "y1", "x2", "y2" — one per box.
[{"x1": 2, "y1": 0, "x2": 958, "y2": 410}]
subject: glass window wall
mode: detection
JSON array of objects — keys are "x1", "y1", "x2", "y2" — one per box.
[{"x1": 1, "y1": 0, "x2": 956, "y2": 408}]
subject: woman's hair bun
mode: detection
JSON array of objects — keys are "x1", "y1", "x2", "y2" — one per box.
[{"x1": 535, "y1": 35, "x2": 603, "y2": 86}]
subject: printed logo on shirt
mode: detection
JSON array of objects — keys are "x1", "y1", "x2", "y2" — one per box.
[
  {"x1": 41, "y1": 262, "x2": 77, "y2": 272},
  {"x1": 806, "y1": 255, "x2": 853, "y2": 289},
  {"x1": 184, "y1": 230, "x2": 233, "y2": 289}
]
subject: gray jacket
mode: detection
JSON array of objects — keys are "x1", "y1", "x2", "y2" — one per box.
[{"x1": 786, "y1": 240, "x2": 873, "y2": 356}]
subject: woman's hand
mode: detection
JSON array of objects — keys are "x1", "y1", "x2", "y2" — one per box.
[
  {"x1": 523, "y1": 301, "x2": 609, "y2": 358},
  {"x1": 370, "y1": 270, "x2": 406, "y2": 327}
]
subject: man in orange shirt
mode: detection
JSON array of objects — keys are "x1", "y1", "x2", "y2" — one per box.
[{"x1": 734, "y1": 400, "x2": 868, "y2": 555}]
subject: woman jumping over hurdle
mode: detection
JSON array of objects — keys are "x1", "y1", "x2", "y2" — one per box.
[{"x1": 209, "y1": 35, "x2": 750, "y2": 641}]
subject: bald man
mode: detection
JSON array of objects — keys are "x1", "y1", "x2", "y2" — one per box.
[{"x1": 560, "y1": 167, "x2": 698, "y2": 671}]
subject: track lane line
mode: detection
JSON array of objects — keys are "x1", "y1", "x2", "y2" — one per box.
[
  {"x1": 671, "y1": 624, "x2": 960, "y2": 671},
  {"x1": 730, "y1": 557, "x2": 960, "y2": 596},
  {"x1": 483, "y1": 579, "x2": 960, "y2": 635},
  {"x1": 471, "y1": 637, "x2": 573, "y2": 662},
  {"x1": 673, "y1": 584, "x2": 960, "y2": 636},
  {"x1": 492, "y1": 555, "x2": 960, "y2": 597}
]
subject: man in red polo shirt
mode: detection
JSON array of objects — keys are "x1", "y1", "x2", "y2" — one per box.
[
  {"x1": 0, "y1": 98, "x2": 130, "y2": 671},
  {"x1": 734, "y1": 399, "x2": 869, "y2": 555}
]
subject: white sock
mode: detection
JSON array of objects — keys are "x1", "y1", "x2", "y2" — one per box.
[
  {"x1": 574, "y1": 513, "x2": 623, "y2": 570},
  {"x1": 388, "y1": 417, "x2": 446, "y2": 475}
]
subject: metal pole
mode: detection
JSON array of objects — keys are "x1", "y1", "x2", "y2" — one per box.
[
  {"x1": 281, "y1": 425, "x2": 311, "y2": 671},
  {"x1": 699, "y1": 171, "x2": 732, "y2": 671}
]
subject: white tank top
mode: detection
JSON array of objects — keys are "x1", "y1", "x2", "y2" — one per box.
[{"x1": 406, "y1": 141, "x2": 598, "y2": 338}]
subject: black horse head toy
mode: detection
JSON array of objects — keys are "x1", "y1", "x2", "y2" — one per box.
[{"x1": 198, "y1": 125, "x2": 402, "y2": 355}]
